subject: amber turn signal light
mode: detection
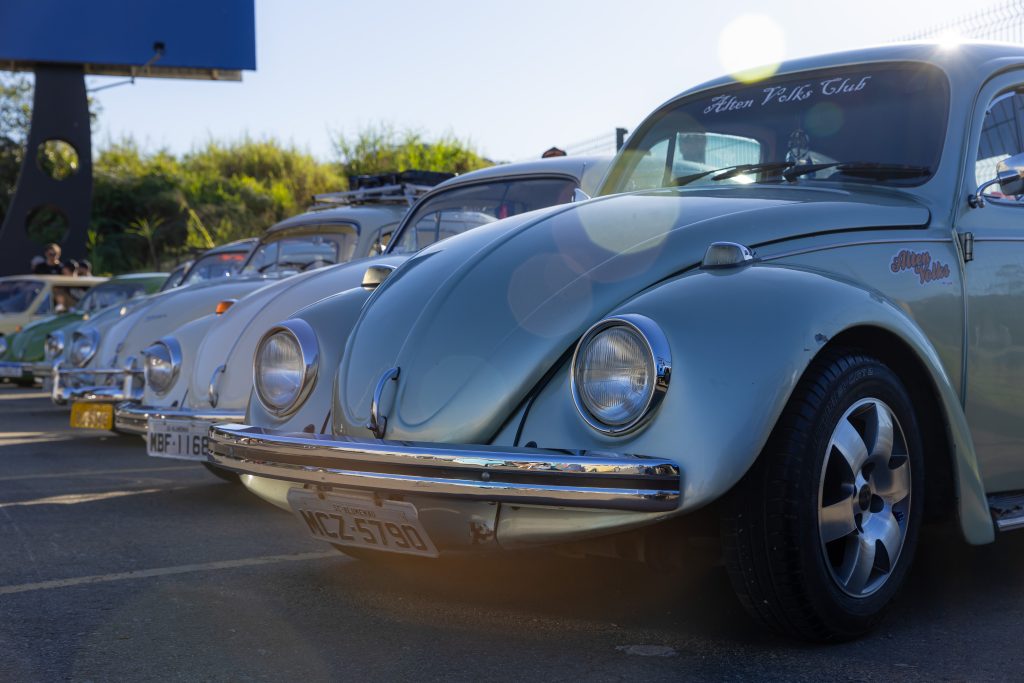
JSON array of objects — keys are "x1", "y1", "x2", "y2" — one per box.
[{"x1": 215, "y1": 299, "x2": 237, "y2": 315}]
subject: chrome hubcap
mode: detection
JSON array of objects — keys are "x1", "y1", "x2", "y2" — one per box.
[{"x1": 817, "y1": 398, "x2": 911, "y2": 598}]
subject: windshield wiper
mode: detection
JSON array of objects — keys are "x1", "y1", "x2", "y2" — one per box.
[
  {"x1": 671, "y1": 161, "x2": 795, "y2": 187},
  {"x1": 782, "y1": 162, "x2": 932, "y2": 182}
]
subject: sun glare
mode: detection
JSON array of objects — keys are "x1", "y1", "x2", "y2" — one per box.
[
  {"x1": 718, "y1": 14, "x2": 786, "y2": 83},
  {"x1": 936, "y1": 29, "x2": 963, "y2": 49}
]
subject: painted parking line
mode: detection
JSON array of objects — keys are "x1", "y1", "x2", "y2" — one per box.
[
  {"x1": 0, "y1": 487, "x2": 185, "y2": 508},
  {"x1": 0, "y1": 465, "x2": 196, "y2": 482},
  {"x1": 0, "y1": 551, "x2": 339, "y2": 595}
]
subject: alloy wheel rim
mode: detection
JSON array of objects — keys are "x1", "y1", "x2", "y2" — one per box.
[{"x1": 817, "y1": 397, "x2": 911, "y2": 598}]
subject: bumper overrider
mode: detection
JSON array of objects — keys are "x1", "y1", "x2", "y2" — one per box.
[
  {"x1": 52, "y1": 364, "x2": 143, "y2": 404},
  {"x1": 209, "y1": 424, "x2": 682, "y2": 513},
  {"x1": 115, "y1": 403, "x2": 245, "y2": 436}
]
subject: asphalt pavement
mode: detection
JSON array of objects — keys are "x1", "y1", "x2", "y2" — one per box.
[{"x1": 1, "y1": 387, "x2": 1023, "y2": 681}]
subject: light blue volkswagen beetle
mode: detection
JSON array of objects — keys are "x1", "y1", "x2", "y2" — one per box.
[{"x1": 211, "y1": 42, "x2": 1024, "y2": 640}]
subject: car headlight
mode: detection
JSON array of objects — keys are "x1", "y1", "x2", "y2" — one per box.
[
  {"x1": 142, "y1": 337, "x2": 182, "y2": 395},
  {"x1": 253, "y1": 319, "x2": 319, "y2": 417},
  {"x1": 69, "y1": 329, "x2": 100, "y2": 367},
  {"x1": 570, "y1": 314, "x2": 671, "y2": 435},
  {"x1": 0, "y1": 336, "x2": 7, "y2": 357},
  {"x1": 44, "y1": 331, "x2": 64, "y2": 360}
]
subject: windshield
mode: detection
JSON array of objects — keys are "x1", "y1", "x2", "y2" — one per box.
[
  {"x1": 180, "y1": 250, "x2": 248, "y2": 286},
  {"x1": 238, "y1": 226, "x2": 357, "y2": 277},
  {"x1": 389, "y1": 177, "x2": 577, "y2": 254},
  {"x1": 160, "y1": 264, "x2": 188, "y2": 291},
  {"x1": 0, "y1": 279, "x2": 43, "y2": 314},
  {"x1": 604, "y1": 63, "x2": 949, "y2": 194},
  {"x1": 74, "y1": 281, "x2": 150, "y2": 313}
]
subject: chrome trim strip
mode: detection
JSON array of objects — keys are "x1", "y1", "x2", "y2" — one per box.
[
  {"x1": 209, "y1": 424, "x2": 682, "y2": 512},
  {"x1": 760, "y1": 237, "x2": 953, "y2": 263},
  {"x1": 68, "y1": 385, "x2": 143, "y2": 403},
  {"x1": 996, "y1": 516, "x2": 1024, "y2": 532},
  {"x1": 57, "y1": 367, "x2": 143, "y2": 376}
]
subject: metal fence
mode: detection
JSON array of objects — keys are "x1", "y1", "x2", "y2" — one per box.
[{"x1": 898, "y1": 0, "x2": 1024, "y2": 42}]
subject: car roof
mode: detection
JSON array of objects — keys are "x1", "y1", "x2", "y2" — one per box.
[
  {"x1": 203, "y1": 238, "x2": 258, "y2": 255},
  {"x1": 676, "y1": 41, "x2": 1024, "y2": 104},
  {"x1": 264, "y1": 204, "x2": 408, "y2": 237},
  {"x1": 433, "y1": 156, "x2": 611, "y2": 193}
]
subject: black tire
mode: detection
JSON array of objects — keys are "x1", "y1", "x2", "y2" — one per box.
[
  {"x1": 721, "y1": 349, "x2": 924, "y2": 641},
  {"x1": 202, "y1": 462, "x2": 241, "y2": 484}
]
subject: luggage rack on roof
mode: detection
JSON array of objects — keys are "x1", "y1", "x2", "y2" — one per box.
[{"x1": 311, "y1": 170, "x2": 455, "y2": 209}]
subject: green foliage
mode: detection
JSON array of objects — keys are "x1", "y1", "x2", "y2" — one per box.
[
  {"x1": 0, "y1": 79, "x2": 492, "y2": 274},
  {"x1": 334, "y1": 124, "x2": 490, "y2": 177},
  {"x1": 0, "y1": 74, "x2": 33, "y2": 220}
]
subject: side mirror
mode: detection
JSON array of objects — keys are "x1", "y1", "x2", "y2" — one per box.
[{"x1": 970, "y1": 152, "x2": 1024, "y2": 207}]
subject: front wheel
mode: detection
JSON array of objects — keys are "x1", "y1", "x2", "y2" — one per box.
[{"x1": 721, "y1": 350, "x2": 923, "y2": 641}]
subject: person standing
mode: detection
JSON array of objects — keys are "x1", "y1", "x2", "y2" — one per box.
[{"x1": 33, "y1": 243, "x2": 64, "y2": 274}]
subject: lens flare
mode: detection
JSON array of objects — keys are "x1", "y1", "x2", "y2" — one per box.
[{"x1": 718, "y1": 14, "x2": 786, "y2": 84}]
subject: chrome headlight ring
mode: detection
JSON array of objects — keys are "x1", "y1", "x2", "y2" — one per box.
[
  {"x1": 570, "y1": 314, "x2": 671, "y2": 436},
  {"x1": 69, "y1": 328, "x2": 100, "y2": 367},
  {"x1": 44, "y1": 330, "x2": 65, "y2": 361},
  {"x1": 253, "y1": 319, "x2": 319, "y2": 417},
  {"x1": 142, "y1": 337, "x2": 182, "y2": 396}
]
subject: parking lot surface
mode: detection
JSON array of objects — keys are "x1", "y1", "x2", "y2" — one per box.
[{"x1": 1, "y1": 388, "x2": 1022, "y2": 681}]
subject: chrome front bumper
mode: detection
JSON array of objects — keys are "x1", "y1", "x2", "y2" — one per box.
[
  {"x1": 209, "y1": 424, "x2": 682, "y2": 513},
  {"x1": 11, "y1": 361, "x2": 52, "y2": 378},
  {"x1": 115, "y1": 404, "x2": 245, "y2": 436},
  {"x1": 52, "y1": 365, "x2": 143, "y2": 405}
]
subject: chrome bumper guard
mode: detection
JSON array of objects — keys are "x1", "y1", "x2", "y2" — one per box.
[
  {"x1": 209, "y1": 424, "x2": 682, "y2": 512},
  {"x1": 52, "y1": 365, "x2": 143, "y2": 404},
  {"x1": 115, "y1": 404, "x2": 245, "y2": 436},
  {"x1": 13, "y1": 361, "x2": 52, "y2": 377}
]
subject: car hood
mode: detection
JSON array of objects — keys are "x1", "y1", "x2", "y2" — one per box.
[
  {"x1": 92, "y1": 278, "x2": 275, "y2": 368},
  {"x1": 335, "y1": 187, "x2": 930, "y2": 442},
  {"x1": 187, "y1": 255, "x2": 408, "y2": 410},
  {"x1": 7, "y1": 311, "x2": 82, "y2": 361}
]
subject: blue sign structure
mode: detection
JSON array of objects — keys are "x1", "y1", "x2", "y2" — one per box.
[
  {"x1": 0, "y1": 0, "x2": 256, "y2": 79},
  {"x1": 0, "y1": 1, "x2": 256, "y2": 276}
]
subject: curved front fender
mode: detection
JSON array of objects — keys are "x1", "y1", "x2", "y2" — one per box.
[{"x1": 517, "y1": 264, "x2": 993, "y2": 545}]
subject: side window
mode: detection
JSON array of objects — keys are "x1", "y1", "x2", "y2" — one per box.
[
  {"x1": 976, "y1": 89, "x2": 1024, "y2": 188},
  {"x1": 35, "y1": 292, "x2": 50, "y2": 314}
]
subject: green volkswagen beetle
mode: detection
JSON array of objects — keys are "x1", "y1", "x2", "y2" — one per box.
[
  {"x1": 211, "y1": 42, "x2": 1024, "y2": 641},
  {"x1": 0, "y1": 273, "x2": 167, "y2": 385}
]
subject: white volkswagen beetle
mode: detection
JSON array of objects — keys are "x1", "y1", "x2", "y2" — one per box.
[
  {"x1": 61, "y1": 173, "x2": 449, "y2": 431},
  {"x1": 114, "y1": 157, "x2": 610, "y2": 482}
]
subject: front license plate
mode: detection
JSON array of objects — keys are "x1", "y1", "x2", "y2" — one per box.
[
  {"x1": 147, "y1": 418, "x2": 211, "y2": 461},
  {"x1": 287, "y1": 489, "x2": 439, "y2": 558},
  {"x1": 0, "y1": 362, "x2": 22, "y2": 378},
  {"x1": 70, "y1": 401, "x2": 113, "y2": 430}
]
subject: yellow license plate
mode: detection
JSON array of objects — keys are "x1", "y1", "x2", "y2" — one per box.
[{"x1": 70, "y1": 402, "x2": 114, "y2": 430}]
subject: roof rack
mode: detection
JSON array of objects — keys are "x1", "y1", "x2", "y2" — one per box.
[{"x1": 310, "y1": 170, "x2": 455, "y2": 209}]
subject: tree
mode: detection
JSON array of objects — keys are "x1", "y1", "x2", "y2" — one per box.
[
  {"x1": 334, "y1": 124, "x2": 491, "y2": 178},
  {"x1": 0, "y1": 74, "x2": 33, "y2": 222}
]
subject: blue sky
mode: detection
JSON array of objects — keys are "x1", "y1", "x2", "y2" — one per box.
[{"x1": 88, "y1": 0, "x2": 990, "y2": 162}]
